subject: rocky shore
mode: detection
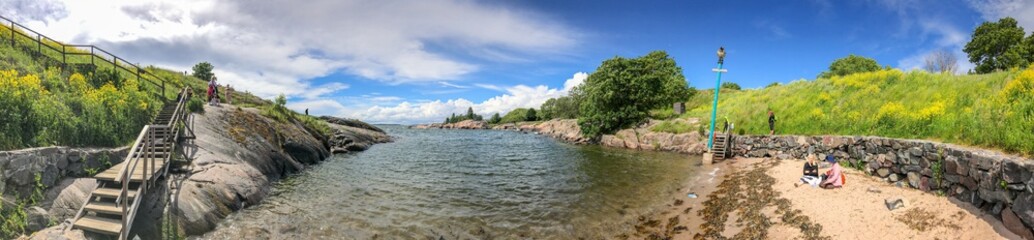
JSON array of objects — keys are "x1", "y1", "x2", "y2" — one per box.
[
  {"x1": 491, "y1": 118, "x2": 708, "y2": 154},
  {"x1": 17, "y1": 105, "x2": 389, "y2": 239},
  {"x1": 410, "y1": 119, "x2": 489, "y2": 130}
]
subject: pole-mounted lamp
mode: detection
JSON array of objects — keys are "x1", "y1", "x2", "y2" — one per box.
[{"x1": 707, "y1": 47, "x2": 728, "y2": 151}]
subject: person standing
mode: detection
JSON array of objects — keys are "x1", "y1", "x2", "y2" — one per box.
[
  {"x1": 208, "y1": 76, "x2": 219, "y2": 106},
  {"x1": 225, "y1": 84, "x2": 233, "y2": 105},
  {"x1": 768, "y1": 109, "x2": 776, "y2": 135}
]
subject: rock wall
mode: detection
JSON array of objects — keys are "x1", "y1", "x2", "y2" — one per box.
[
  {"x1": 0, "y1": 147, "x2": 127, "y2": 200},
  {"x1": 731, "y1": 135, "x2": 1034, "y2": 238}
]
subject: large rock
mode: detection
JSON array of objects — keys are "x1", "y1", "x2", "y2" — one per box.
[
  {"x1": 1014, "y1": 192, "x2": 1034, "y2": 228},
  {"x1": 907, "y1": 171, "x2": 921, "y2": 189},
  {"x1": 1003, "y1": 207, "x2": 1034, "y2": 240},
  {"x1": 441, "y1": 120, "x2": 489, "y2": 129},
  {"x1": 877, "y1": 168, "x2": 892, "y2": 178},
  {"x1": 167, "y1": 106, "x2": 386, "y2": 235},
  {"x1": 45, "y1": 178, "x2": 97, "y2": 222},
  {"x1": 26, "y1": 206, "x2": 54, "y2": 232}
]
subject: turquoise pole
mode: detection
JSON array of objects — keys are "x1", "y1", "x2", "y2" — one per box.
[{"x1": 707, "y1": 62, "x2": 724, "y2": 150}]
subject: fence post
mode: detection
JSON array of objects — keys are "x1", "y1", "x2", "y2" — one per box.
[
  {"x1": 36, "y1": 35, "x2": 40, "y2": 56},
  {"x1": 9, "y1": 22, "x2": 13, "y2": 47},
  {"x1": 62, "y1": 46, "x2": 66, "y2": 67}
]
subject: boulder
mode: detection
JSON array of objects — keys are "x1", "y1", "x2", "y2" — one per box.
[
  {"x1": 1002, "y1": 160, "x2": 1030, "y2": 184},
  {"x1": 46, "y1": 178, "x2": 97, "y2": 221},
  {"x1": 877, "y1": 168, "x2": 892, "y2": 178},
  {"x1": 907, "y1": 171, "x2": 921, "y2": 189},
  {"x1": 1003, "y1": 207, "x2": 1034, "y2": 240},
  {"x1": 944, "y1": 155, "x2": 959, "y2": 175},
  {"x1": 1013, "y1": 192, "x2": 1034, "y2": 227},
  {"x1": 26, "y1": 206, "x2": 54, "y2": 232},
  {"x1": 889, "y1": 173, "x2": 902, "y2": 183}
]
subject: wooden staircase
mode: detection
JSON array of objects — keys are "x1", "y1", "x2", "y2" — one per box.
[
  {"x1": 69, "y1": 88, "x2": 191, "y2": 239},
  {"x1": 711, "y1": 133, "x2": 731, "y2": 161}
]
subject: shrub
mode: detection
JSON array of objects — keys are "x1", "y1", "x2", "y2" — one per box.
[
  {"x1": 818, "y1": 54, "x2": 881, "y2": 79},
  {"x1": 188, "y1": 97, "x2": 205, "y2": 113}
]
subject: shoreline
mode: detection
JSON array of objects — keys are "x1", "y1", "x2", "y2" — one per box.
[{"x1": 631, "y1": 157, "x2": 1019, "y2": 239}]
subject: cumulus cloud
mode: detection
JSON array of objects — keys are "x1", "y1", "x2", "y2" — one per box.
[
  {"x1": 0, "y1": 0, "x2": 68, "y2": 23},
  {"x1": 17, "y1": 0, "x2": 575, "y2": 99},
  {"x1": 968, "y1": 0, "x2": 1034, "y2": 30},
  {"x1": 346, "y1": 72, "x2": 588, "y2": 124}
]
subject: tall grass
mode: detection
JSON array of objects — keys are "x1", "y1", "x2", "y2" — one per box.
[{"x1": 679, "y1": 68, "x2": 1034, "y2": 156}]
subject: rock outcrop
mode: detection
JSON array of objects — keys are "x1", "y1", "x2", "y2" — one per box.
[
  {"x1": 25, "y1": 104, "x2": 389, "y2": 239},
  {"x1": 322, "y1": 116, "x2": 392, "y2": 154},
  {"x1": 411, "y1": 120, "x2": 489, "y2": 130},
  {"x1": 494, "y1": 119, "x2": 708, "y2": 154},
  {"x1": 731, "y1": 135, "x2": 1034, "y2": 238}
]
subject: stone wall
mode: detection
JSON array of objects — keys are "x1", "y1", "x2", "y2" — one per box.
[
  {"x1": 731, "y1": 135, "x2": 1034, "y2": 238},
  {"x1": 0, "y1": 146, "x2": 128, "y2": 198}
]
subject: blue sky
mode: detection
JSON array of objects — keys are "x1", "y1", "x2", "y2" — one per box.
[{"x1": 9, "y1": 0, "x2": 1034, "y2": 123}]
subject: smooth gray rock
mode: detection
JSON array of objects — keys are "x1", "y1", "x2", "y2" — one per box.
[
  {"x1": 1002, "y1": 207, "x2": 1034, "y2": 240},
  {"x1": 907, "y1": 171, "x2": 921, "y2": 188},
  {"x1": 885, "y1": 197, "x2": 906, "y2": 211}
]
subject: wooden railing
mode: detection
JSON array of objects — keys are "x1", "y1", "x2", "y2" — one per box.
[
  {"x1": 113, "y1": 87, "x2": 189, "y2": 240},
  {"x1": 0, "y1": 15, "x2": 167, "y2": 98}
]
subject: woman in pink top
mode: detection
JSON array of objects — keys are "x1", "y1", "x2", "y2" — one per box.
[{"x1": 820, "y1": 155, "x2": 844, "y2": 189}]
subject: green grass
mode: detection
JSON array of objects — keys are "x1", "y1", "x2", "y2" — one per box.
[
  {"x1": 649, "y1": 120, "x2": 696, "y2": 134},
  {"x1": 677, "y1": 68, "x2": 1034, "y2": 156}
]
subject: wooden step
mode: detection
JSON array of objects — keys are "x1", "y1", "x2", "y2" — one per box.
[
  {"x1": 93, "y1": 188, "x2": 138, "y2": 200},
  {"x1": 84, "y1": 202, "x2": 125, "y2": 216},
  {"x1": 74, "y1": 215, "x2": 122, "y2": 235}
]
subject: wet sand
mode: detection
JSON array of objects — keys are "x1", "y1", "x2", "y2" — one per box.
[{"x1": 625, "y1": 157, "x2": 1018, "y2": 240}]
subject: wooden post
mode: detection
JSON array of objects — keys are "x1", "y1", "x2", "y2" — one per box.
[{"x1": 36, "y1": 35, "x2": 40, "y2": 55}]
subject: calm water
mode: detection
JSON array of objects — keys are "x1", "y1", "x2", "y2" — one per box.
[{"x1": 198, "y1": 125, "x2": 699, "y2": 239}]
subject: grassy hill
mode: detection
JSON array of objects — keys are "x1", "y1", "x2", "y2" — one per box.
[
  {"x1": 654, "y1": 68, "x2": 1034, "y2": 156},
  {"x1": 0, "y1": 24, "x2": 283, "y2": 151}
]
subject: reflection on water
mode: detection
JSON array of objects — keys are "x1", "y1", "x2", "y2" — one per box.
[{"x1": 197, "y1": 125, "x2": 699, "y2": 239}]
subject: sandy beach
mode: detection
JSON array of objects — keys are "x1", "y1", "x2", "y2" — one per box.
[{"x1": 625, "y1": 157, "x2": 1019, "y2": 239}]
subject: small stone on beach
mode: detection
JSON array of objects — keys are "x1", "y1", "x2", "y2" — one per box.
[{"x1": 885, "y1": 197, "x2": 906, "y2": 211}]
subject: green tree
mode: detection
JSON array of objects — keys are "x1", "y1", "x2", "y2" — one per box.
[
  {"x1": 500, "y1": 108, "x2": 530, "y2": 123},
  {"x1": 721, "y1": 82, "x2": 741, "y2": 90},
  {"x1": 488, "y1": 113, "x2": 502, "y2": 124},
  {"x1": 192, "y1": 62, "x2": 214, "y2": 81},
  {"x1": 578, "y1": 51, "x2": 691, "y2": 137},
  {"x1": 526, "y1": 108, "x2": 538, "y2": 121},
  {"x1": 466, "y1": 107, "x2": 475, "y2": 119},
  {"x1": 818, "y1": 55, "x2": 881, "y2": 78},
  {"x1": 964, "y1": 17, "x2": 1032, "y2": 73}
]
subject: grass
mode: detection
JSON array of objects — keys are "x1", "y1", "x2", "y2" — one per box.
[{"x1": 674, "y1": 67, "x2": 1034, "y2": 156}]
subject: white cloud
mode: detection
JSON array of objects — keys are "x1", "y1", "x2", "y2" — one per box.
[
  {"x1": 345, "y1": 72, "x2": 588, "y2": 124},
  {"x1": 897, "y1": 19, "x2": 975, "y2": 73},
  {"x1": 968, "y1": 0, "x2": 1034, "y2": 30},
  {"x1": 16, "y1": 0, "x2": 576, "y2": 99}
]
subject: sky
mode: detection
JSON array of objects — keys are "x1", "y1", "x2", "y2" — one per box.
[{"x1": 4, "y1": 0, "x2": 1034, "y2": 124}]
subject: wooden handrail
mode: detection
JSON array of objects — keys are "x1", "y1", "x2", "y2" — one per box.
[
  {"x1": 114, "y1": 126, "x2": 151, "y2": 183},
  {"x1": 0, "y1": 14, "x2": 168, "y2": 98}
]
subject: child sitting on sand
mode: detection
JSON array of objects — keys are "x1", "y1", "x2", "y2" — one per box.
[
  {"x1": 820, "y1": 155, "x2": 844, "y2": 189},
  {"x1": 799, "y1": 154, "x2": 821, "y2": 187}
]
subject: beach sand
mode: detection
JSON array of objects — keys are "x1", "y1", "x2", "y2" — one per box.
[{"x1": 626, "y1": 157, "x2": 1019, "y2": 240}]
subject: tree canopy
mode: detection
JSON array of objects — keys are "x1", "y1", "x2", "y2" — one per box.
[
  {"x1": 192, "y1": 62, "x2": 214, "y2": 81},
  {"x1": 578, "y1": 50, "x2": 691, "y2": 137},
  {"x1": 963, "y1": 17, "x2": 1033, "y2": 73},
  {"x1": 721, "y1": 82, "x2": 741, "y2": 90},
  {"x1": 818, "y1": 54, "x2": 881, "y2": 79}
]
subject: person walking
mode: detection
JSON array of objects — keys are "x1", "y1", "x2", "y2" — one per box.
[
  {"x1": 768, "y1": 109, "x2": 776, "y2": 135},
  {"x1": 208, "y1": 76, "x2": 219, "y2": 106}
]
